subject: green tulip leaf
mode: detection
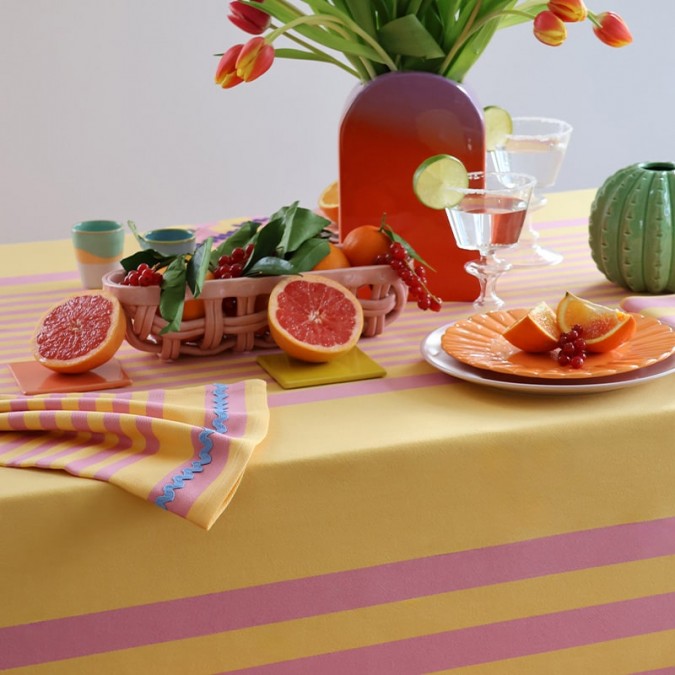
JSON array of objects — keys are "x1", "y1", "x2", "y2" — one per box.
[{"x1": 378, "y1": 16, "x2": 445, "y2": 58}]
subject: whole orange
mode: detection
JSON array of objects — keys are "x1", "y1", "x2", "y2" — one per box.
[
  {"x1": 341, "y1": 225, "x2": 390, "y2": 267},
  {"x1": 313, "y1": 242, "x2": 351, "y2": 270}
]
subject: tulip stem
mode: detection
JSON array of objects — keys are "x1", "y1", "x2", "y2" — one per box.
[
  {"x1": 439, "y1": 6, "x2": 536, "y2": 77},
  {"x1": 273, "y1": 26, "x2": 364, "y2": 78},
  {"x1": 265, "y1": 13, "x2": 397, "y2": 73}
]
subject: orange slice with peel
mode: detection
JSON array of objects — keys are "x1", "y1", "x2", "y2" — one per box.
[
  {"x1": 556, "y1": 291, "x2": 637, "y2": 353},
  {"x1": 318, "y1": 181, "x2": 339, "y2": 223},
  {"x1": 268, "y1": 274, "x2": 363, "y2": 363},
  {"x1": 32, "y1": 291, "x2": 126, "y2": 373},
  {"x1": 502, "y1": 301, "x2": 561, "y2": 352}
]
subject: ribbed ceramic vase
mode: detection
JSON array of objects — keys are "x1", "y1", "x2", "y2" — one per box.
[
  {"x1": 589, "y1": 162, "x2": 675, "y2": 293},
  {"x1": 338, "y1": 71, "x2": 485, "y2": 301}
]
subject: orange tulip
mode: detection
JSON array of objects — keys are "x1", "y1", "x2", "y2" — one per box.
[
  {"x1": 236, "y1": 37, "x2": 274, "y2": 82},
  {"x1": 215, "y1": 44, "x2": 245, "y2": 89},
  {"x1": 547, "y1": 0, "x2": 587, "y2": 22},
  {"x1": 593, "y1": 12, "x2": 632, "y2": 48},
  {"x1": 533, "y1": 10, "x2": 567, "y2": 46}
]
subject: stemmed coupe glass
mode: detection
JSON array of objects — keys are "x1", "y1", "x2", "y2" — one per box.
[
  {"x1": 489, "y1": 117, "x2": 573, "y2": 267},
  {"x1": 445, "y1": 171, "x2": 536, "y2": 313}
]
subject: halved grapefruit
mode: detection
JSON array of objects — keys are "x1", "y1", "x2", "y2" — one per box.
[
  {"x1": 32, "y1": 291, "x2": 127, "y2": 373},
  {"x1": 502, "y1": 302, "x2": 561, "y2": 352},
  {"x1": 267, "y1": 275, "x2": 364, "y2": 362},
  {"x1": 556, "y1": 292, "x2": 637, "y2": 353}
]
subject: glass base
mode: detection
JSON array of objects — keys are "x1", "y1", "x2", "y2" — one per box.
[{"x1": 499, "y1": 243, "x2": 563, "y2": 268}]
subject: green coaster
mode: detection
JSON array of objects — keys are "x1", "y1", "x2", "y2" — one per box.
[{"x1": 256, "y1": 347, "x2": 386, "y2": 389}]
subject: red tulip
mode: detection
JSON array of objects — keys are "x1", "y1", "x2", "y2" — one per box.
[
  {"x1": 236, "y1": 37, "x2": 274, "y2": 82},
  {"x1": 533, "y1": 10, "x2": 567, "y2": 46},
  {"x1": 215, "y1": 44, "x2": 245, "y2": 89},
  {"x1": 228, "y1": 0, "x2": 271, "y2": 35},
  {"x1": 547, "y1": 0, "x2": 587, "y2": 23},
  {"x1": 593, "y1": 12, "x2": 632, "y2": 48}
]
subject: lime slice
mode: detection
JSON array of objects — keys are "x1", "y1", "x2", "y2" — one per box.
[
  {"x1": 412, "y1": 154, "x2": 469, "y2": 210},
  {"x1": 484, "y1": 105, "x2": 513, "y2": 151}
]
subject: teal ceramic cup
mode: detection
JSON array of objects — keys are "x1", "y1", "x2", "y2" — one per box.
[
  {"x1": 139, "y1": 228, "x2": 196, "y2": 256},
  {"x1": 71, "y1": 220, "x2": 125, "y2": 289}
]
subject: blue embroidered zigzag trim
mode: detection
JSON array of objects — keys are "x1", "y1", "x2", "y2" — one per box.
[{"x1": 154, "y1": 383, "x2": 230, "y2": 510}]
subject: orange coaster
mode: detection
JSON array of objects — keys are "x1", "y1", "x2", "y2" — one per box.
[{"x1": 7, "y1": 359, "x2": 132, "y2": 395}]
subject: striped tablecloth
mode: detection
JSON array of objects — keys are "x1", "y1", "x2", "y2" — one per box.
[{"x1": 3, "y1": 190, "x2": 675, "y2": 673}]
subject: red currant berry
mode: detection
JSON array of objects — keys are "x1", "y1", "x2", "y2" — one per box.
[
  {"x1": 570, "y1": 355, "x2": 585, "y2": 369},
  {"x1": 557, "y1": 353, "x2": 571, "y2": 366}
]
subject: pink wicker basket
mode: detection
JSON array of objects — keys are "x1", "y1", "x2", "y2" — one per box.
[{"x1": 102, "y1": 266, "x2": 407, "y2": 360}]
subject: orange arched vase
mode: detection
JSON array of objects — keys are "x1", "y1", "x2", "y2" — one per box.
[{"x1": 338, "y1": 71, "x2": 485, "y2": 301}]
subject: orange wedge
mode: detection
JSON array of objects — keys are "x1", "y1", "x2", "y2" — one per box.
[
  {"x1": 502, "y1": 302, "x2": 561, "y2": 352},
  {"x1": 556, "y1": 292, "x2": 637, "y2": 353},
  {"x1": 318, "y1": 181, "x2": 339, "y2": 223}
]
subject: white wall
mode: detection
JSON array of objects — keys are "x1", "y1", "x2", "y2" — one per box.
[{"x1": 0, "y1": 1, "x2": 670, "y2": 244}]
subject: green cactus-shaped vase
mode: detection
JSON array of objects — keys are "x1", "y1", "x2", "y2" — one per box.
[{"x1": 589, "y1": 162, "x2": 675, "y2": 293}]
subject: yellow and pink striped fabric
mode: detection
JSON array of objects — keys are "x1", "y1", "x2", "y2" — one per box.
[
  {"x1": 0, "y1": 382, "x2": 269, "y2": 530},
  {"x1": 622, "y1": 294, "x2": 675, "y2": 327},
  {"x1": 3, "y1": 191, "x2": 675, "y2": 672}
]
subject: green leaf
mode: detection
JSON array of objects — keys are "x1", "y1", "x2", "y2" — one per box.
[
  {"x1": 120, "y1": 249, "x2": 173, "y2": 273},
  {"x1": 210, "y1": 220, "x2": 260, "y2": 267},
  {"x1": 186, "y1": 237, "x2": 212, "y2": 298},
  {"x1": 378, "y1": 16, "x2": 445, "y2": 58},
  {"x1": 276, "y1": 203, "x2": 331, "y2": 257},
  {"x1": 246, "y1": 256, "x2": 296, "y2": 276},
  {"x1": 159, "y1": 256, "x2": 187, "y2": 334},
  {"x1": 289, "y1": 238, "x2": 330, "y2": 273},
  {"x1": 244, "y1": 218, "x2": 285, "y2": 272}
]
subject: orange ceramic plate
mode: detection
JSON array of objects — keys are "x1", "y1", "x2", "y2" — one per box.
[{"x1": 441, "y1": 310, "x2": 675, "y2": 379}]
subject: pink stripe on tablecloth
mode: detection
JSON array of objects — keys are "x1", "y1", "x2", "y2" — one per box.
[
  {"x1": 0, "y1": 270, "x2": 79, "y2": 287},
  {"x1": 228, "y1": 592, "x2": 675, "y2": 674},
  {"x1": 623, "y1": 296, "x2": 675, "y2": 311},
  {"x1": 3, "y1": 516, "x2": 675, "y2": 669},
  {"x1": 268, "y1": 372, "x2": 452, "y2": 407},
  {"x1": 633, "y1": 669, "x2": 675, "y2": 674}
]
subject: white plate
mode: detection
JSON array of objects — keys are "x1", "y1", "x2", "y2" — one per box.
[{"x1": 421, "y1": 324, "x2": 675, "y2": 395}]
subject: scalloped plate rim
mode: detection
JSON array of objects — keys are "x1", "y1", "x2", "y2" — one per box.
[
  {"x1": 439, "y1": 310, "x2": 675, "y2": 380},
  {"x1": 420, "y1": 325, "x2": 675, "y2": 394}
]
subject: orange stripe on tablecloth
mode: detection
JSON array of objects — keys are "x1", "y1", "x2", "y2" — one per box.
[{"x1": 2, "y1": 516, "x2": 675, "y2": 669}]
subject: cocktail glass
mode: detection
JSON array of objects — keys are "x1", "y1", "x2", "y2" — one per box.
[
  {"x1": 490, "y1": 117, "x2": 573, "y2": 267},
  {"x1": 445, "y1": 171, "x2": 536, "y2": 313}
]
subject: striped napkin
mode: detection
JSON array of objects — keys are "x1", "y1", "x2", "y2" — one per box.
[
  {"x1": 0, "y1": 381, "x2": 269, "y2": 529},
  {"x1": 620, "y1": 295, "x2": 675, "y2": 328}
]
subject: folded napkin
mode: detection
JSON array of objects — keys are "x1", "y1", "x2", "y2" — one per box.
[
  {"x1": 620, "y1": 295, "x2": 675, "y2": 328},
  {"x1": 0, "y1": 381, "x2": 269, "y2": 530}
]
